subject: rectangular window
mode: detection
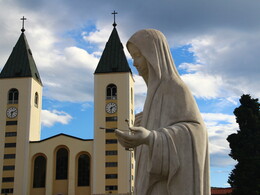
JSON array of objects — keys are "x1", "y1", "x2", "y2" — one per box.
[
  {"x1": 4, "y1": 154, "x2": 16, "y2": 159},
  {"x1": 106, "y1": 128, "x2": 115, "y2": 133},
  {"x1": 3, "y1": 165, "x2": 15, "y2": 171},
  {"x1": 1, "y1": 188, "x2": 14, "y2": 193},
  {"x1": 105, "y1": 174, "x2": 118, "y2": 179},
  {"x1": 106, "y1": 116, "x2": 117, "y2": 121},
  {"x1": 5, "y1": 132, "x2": 17, "y2": 137},
  {"x1": 105, "y1": 150, "x2": 118, "y2": 155},
  {"x1": 2, "y1": 177, "x2": 14, "y2": 182},
  {"x1": 106, "y1": 139, "x2": 117, "y2": 144},
  {"x1": 4, "y1": 143, "x2": 16, "y2": 148},
  {"x1": 6, "y1": 121, "x2": 17, "y2": 126},
  {"x1": 105, "y1": 185, "x2": 118, "y2": 191},
  {"x1": 105, "y1": 162, "x2": 118, "y2": 167}
]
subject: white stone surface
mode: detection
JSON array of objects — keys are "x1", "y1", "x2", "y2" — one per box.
[{"x1": 115, "y1": 29, "x2": 210, "y2": 195}]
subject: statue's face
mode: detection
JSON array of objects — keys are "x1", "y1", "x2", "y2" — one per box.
[{"x1": 128, "y1": 43, "x2": 148, "y2": 78}]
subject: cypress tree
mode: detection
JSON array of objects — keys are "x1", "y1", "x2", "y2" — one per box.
[{"x1": 227, "y1": 94, "x2": 260, "y2": 195}]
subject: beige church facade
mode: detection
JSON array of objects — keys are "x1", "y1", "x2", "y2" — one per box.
[{"x1": 0, "y1": 23, "x2": 135, "y2": 195}]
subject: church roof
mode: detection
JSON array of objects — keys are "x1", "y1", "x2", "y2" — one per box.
[
  {"x1": 94, "y1": 27, "x2": 131, "y2": 74},
  {"x1": 211, "y1": 187, "x2": 233, "y2": 195},
  {"x1": 30, "y1": 133, "x2": 93, "y2": 143},
  {"x1": 0, "y1": 32, "x2": 42, "y2": 85}
]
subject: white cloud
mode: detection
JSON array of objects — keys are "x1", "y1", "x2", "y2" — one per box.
[
  {"x1": 41, "y1": 109, "x2": 73, "y2": 127},
  {"x1": 202, "y1": 113, "x2": 238, "y2": 166},
  {"x1": 82, "y1": 27, "x2": 111, "y2": 49},
  {"x1": 133, "y1": 74, "x2": 147, "y2": 113},
  {"x1": 179, "y1": 63, "x2": 203, "y2": 73},
  {"x1": 41, "y1": 46, "x2": 98, "y2": 102},
  {"x1": 186, "y1": 30, "x2": 260, "y2": 98},
  {"x1": 181, "y1": 72, "x2": 223, "y2": 99},
  {"x1": 2, "y1": 0, "x2": 258, "y2": 104}
]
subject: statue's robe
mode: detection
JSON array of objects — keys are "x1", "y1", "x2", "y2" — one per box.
[{"x1": 127, "y1": 29, "x2": 210, "y2": 195}]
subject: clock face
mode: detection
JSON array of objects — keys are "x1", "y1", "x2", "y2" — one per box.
[
  {"x1": 105, "y1": 102, "x2": 117, "y2": 114},
  {"x1": 6, "y1": 107, "x2": 18, "y2": 119}
]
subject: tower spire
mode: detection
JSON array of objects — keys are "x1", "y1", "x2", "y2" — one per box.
[
  {"x1": 112, "y1": 11, "x2": 118, "y2": 27},
  {"x1": 20, "y1": 16, "x2": 27, "y2": 32}
]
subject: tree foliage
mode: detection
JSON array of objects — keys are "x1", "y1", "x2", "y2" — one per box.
[{"x1": 227, "y1": 94, "x2": 260, "y2": 195}]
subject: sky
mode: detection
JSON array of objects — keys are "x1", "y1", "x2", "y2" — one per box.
[{"x1": 0, "y1": 0, "x2": 260, "y2": 188}]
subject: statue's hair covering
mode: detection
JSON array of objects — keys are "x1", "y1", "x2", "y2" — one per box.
[
  {"x1": 127, "y1": 29, "x2": 180, "y2": 81},
  {"x1": 127, "y1": 29, "x2": 203, "y2": 128}
]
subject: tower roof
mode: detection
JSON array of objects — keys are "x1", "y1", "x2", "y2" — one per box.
[
  {"x1": 0, "y1": 32, "x2": 42, "y2": 85},
  {"x1": 94, "y1": 27, "x2": 131, "y2": 74}
]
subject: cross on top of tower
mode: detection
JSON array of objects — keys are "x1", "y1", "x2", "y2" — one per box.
[
  {"x1": 21, "y1": 16, "x2": 27, "y2": 32},
  {"x1": 112, "y1": 11, "x2": 118, "y2": 27}
]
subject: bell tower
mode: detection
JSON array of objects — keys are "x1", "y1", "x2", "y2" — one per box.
[
  {"x1": 0, "y1": 20, "x2": 42, "y2": 194},
  {"x1": 93, "y1": 16, "x2": 135, "y2": 194}
]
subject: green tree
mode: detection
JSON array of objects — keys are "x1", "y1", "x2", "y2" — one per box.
[{"x1": 227, "y1": 94, "x2": 260, "y2": 195}]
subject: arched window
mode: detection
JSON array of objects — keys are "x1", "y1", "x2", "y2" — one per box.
[
  {"x1": 77, "y1": 154, "x2": 90, "y2": 186},
  {"x1": 33, "y1": 155, "x2": 46, "y2": 188},
  {"x1": 8, "y1": 88, "x2": 19, "y2": 104},
  {"x1": 131, "y1": 88, "x2": 133, "y2": 104},
  {"x1": 34, "y1": 92, "x2": 39, "y2": 107},
  {"x1": 56, "y1": 148, "x2": 68, "y2": 180},
  {"x1": 106, "y1": 84, "x2": 117, "y2": 100}
]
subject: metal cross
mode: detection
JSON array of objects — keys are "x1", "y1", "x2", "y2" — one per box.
[
  {"x1": 112, "y1": 11, "x2": 118, "y2": 27},
  {"x1": 21, "y1": 16, "x2": 27, "y2": 32}
]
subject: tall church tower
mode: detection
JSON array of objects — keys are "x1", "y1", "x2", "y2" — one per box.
[
  {"x1": 93, "y1": 20, "x2": 135, "y2": 194},
  {"x1": 0, "y1": 24, "x2": 42, "y2": 194}
]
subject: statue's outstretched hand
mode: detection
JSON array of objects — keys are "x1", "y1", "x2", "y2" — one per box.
[{"x1": 115, "y1": 126, "x2": 152, "y2": 148}]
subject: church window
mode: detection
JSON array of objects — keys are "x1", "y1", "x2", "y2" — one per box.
[
  {"x1": 33, "y1": 155, "x2": 46, "y2": 188},
  {"x1": 3, "y1": 165, "x2": 15, "y2": 170},
  {"x1": 105, "y1": 150, "x2": 117, "y2": 155},
  {"x1": 105, "y1": 162, "x2": 118, "y2": 167},
  {"x1": 106, "y1": 84, "x2": 117, "y2": 99},
  {"x1": 77, "y1": 154, "x2": 90, "y2": 186},
  {"x1": 131, "y1": 87, "x2": 133, "y2": 104},
  {"x1": 6, "y1": 121, "x2": 17, "y2": 126},
  {"x1": 4, "y1": 143, "x2": 16, "y2": 148},
  {"x1": 56, "y1": 148, "x2": 68, "y2": 180},
  {"x1": 34, "y1": 92, "x2": 39, "y2": 107},
  {"x1": 8, "y1": 88, "x2": 19, "y2": 104},
  {"x1": 2, "y1": 177, "x2": 14, "y2": 182},
  {"x1": 106, "y1": 139, "x2": 117, "y2": 144},
  {"x1": 5, "y1": 132, "x2": 17, "y2": 137},
  {"x1": 106, "y1": 116, "x2": 117, "y2": 121},
  {"x1": 4, "y1": 154, "x2": 15, "y2": 159},
  {"x1": 1, "y1": 189, "x2": 13, "y2": 194},
  {"x1": 105, "y1": 185, "x2": 118, "y2": 191},
  {"x1": 105, "y1": 174, "x2": 118, "y2": 179},
  {"x1": 106, "y1": 128, "x2": 115, "y2": 133}
]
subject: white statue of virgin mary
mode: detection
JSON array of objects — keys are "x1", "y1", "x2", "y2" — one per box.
[{"x1": 115, "y1": 29, "x2": 210, "y2": 195}]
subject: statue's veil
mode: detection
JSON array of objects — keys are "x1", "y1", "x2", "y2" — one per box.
[
  {"x1": 126, "y1": 29, "x2": 210, "y2": 195},
  {"x1": 127, "y1": 29, "x2": 203, "y2": 128}
]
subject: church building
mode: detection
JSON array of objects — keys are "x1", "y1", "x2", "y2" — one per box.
[{"x1": 0, "y1": 18, "x2": 135, "y2": 195}]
